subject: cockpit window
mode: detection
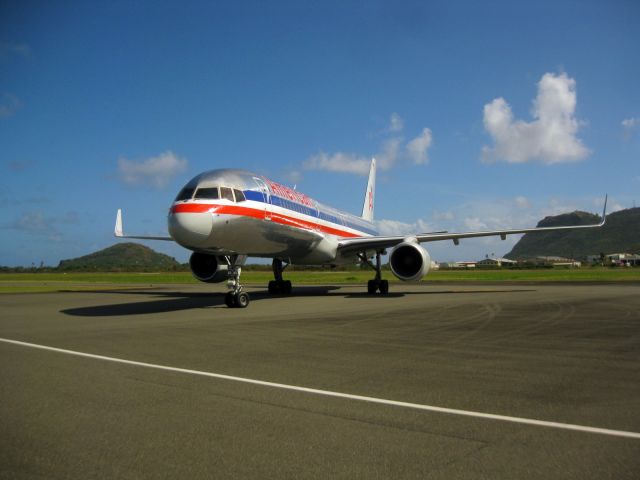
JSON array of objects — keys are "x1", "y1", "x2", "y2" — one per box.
[
  {"x1": 220, "y1": 187, "x2": 235, "y2": 202},
  {"x1": 194, "y1": 187, "x2": 219, "y2": 199},
  {"x1": 233, "y1": 189, "x2": 245, "y2": 202},
  {"x1": 175, "y1": 187, "x2": 195, "y2": 202}
]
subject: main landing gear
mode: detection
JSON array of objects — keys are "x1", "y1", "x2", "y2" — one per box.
[
  {"x1": 268, "y1": 258, "x2": 292, "y2": 294},
  {"x1": 224, "y1": 254, "x2": 250, "y2": 308},
  {"x1": 360, "y1": 251, "x2": 389, "y2": 295}
]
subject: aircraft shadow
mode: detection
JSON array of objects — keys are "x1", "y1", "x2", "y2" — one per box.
[
  {"x1": 61, "y1": 286, "x2": 340, "y2": 317},
  {"x1": 61, "y1": 286, "x2": 534, "y2": 317}
]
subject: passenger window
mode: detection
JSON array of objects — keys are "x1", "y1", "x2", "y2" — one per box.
[
  {"x1": 233, "y1": 189, "x2": 245, "y2": 202},
  {"x1": 194, "y1": 187, "x2": 219, "y2": 199},
  {"x1": 220, "y1": 187, "x2": 235, "y2": 201},
  {"x1": 175, "y1": 187, "x2": 195, "y2": 201}
]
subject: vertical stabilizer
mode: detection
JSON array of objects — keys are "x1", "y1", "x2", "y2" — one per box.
[{"x1": 361, "y1": 158, "x2": 376, "y2": 221}]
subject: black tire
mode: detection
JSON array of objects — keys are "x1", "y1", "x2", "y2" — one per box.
[
  {"x1": 268, "y1": 280, "x2": 278, "y2": 294},
  {"x1": 235, "y1": 292, "x2": 250, "y2": 308},
  {"x1": 224, "y1": 292, "x2": 236, "y2": 308},
  {"x1": 367, "y1": 280, "x2": 377, "y2": 294},
  {"x1": 283, "y1": 280, "x2": 292, "y2": 294},
  {"x1": 379, "y1": 280, "x2": 389, "y2": 294}
]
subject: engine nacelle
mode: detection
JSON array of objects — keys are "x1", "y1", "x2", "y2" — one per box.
[
  {"x1": 189, "y1": 252, "x2": 228, "y2": 283},
  {"x1": 389, "y1": 240, "x2": 431, "y2": 282}
]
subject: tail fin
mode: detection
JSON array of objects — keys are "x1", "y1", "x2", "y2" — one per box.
[{"x1": 361, "y1": 158, "x2": 376, "y2": 222}]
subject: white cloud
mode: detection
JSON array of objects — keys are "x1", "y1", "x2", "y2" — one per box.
[
  {"x1": 377, "y1": 137, "x2": 402, "y2": 170},
  {"x1": 375, "y1": 218, "x2": 435, "y2": 236},
  {"x1": 303, "y1": 138, "x2": 402, "y2": 177},
  {"x1": 610, "y1": 202, "x2": 624, "y2": 213},
  {"x1": 482, "y1": 72, "x2": 590, "y2": 164},
  {"x1": 621, "y1": 117, "x2": 639, "y2": 139},
  {"x1": 463, "y1": 217, "x2": 488, "y2": 230},
  {"x1": 303, "y1": 152, "x2": 371, "y2": 176},
  {"x1": 434, "y1": 210, "x2": 454, "y2": 221},
  {"x1": 406, "y1": 128, "x2": 433, "y2": 165},
  {"x1": 285, "y1": 169, "x2": 303, "y2": 184},
  {"x1": 546, "y1": 198, "x2": 579, "y2": 216},
  {"x1": 389, "y1": 112, "x2": 404, "y2": 132},
  {"x1": 0, "y1": 93, "x2": 21, "y2": 118},
  {"x1": 593, "y1": 196, "x2": 624, "y2": 213},
  {"x1": 303, "y1": 114, "x2": 433, "y2": 176},
  {"x1": 117, "y1": 150, "x2": 188, "y2": 188},
  {"x1": 514, "y1": 196, "x2": 531, "y2": 209}
]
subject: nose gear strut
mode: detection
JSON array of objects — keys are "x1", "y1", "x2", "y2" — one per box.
[{"x1": 224, "y1": 254, "x2": 250, "y2": 308}]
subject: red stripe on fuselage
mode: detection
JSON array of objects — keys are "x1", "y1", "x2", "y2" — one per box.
[
  {"x1": 170, "y1": 203, "x2": 214, "y2": 214},
  {"x1": 170, "y1": 202, "x2": 363, "y2": 238}
]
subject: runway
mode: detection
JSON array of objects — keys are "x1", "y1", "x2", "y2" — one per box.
[{"x1": 1, "y1": 283, "x2": 639, "y2": 478}]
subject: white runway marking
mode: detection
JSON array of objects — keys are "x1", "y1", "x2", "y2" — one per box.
[{"x1": 2, "y1": 337, "x2": 639, "y2": 440}]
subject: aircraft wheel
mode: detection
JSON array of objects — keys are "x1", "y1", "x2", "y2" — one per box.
[
  {"x1": 224, "y1": 292, "x2": 236, "y2": 308},
  {"x1": 283, "y1": 280, "x2": 292, "y2": 294},
  {"x1": 367, "y1": 280, "x2": 377, "y2": 294},
  {"x1": 268, "y1": 280, "x2": 278, "y2": 294},
  {"x1": 379, "y1": 280, "x2": 389, "y2": 294},
  {"x1": 235, "y1": 292, "x2": 250, "y2": 308}
]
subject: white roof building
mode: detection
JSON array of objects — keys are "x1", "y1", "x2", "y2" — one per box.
[{"x1": 477, "y1": 257, "x2": 517, "y2": 267}]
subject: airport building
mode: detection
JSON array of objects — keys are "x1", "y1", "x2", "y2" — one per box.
[
  {"x1": 529, "y1": 256, "x2": 582, "y2": 268},
  {"x1": 586, "y1": 253, "x2": 640, "y2": 266},
  {"x1": 477, "y1": 257, "x2": 518, "y2": 267},
  {"x1": 605, "y1": 253, "x2": 640, "y2": 266}
]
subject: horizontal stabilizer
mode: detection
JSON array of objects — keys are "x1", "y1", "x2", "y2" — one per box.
[{"x1": 114, "y1": 209, "x2": 173, "y2": 241}]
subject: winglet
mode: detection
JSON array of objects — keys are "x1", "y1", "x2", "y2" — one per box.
[
  {"x1": 601, "y1": 194, "x2": 608, "y2": 226},
  {"x1": 361, "y1": 158, "x2": 376, "y2": 222},
  {"x1": 115, "y1": 209, "x2": 124, "y2": 237}
]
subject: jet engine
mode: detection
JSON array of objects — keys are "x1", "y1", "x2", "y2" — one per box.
[
  {"x1": 189, "y1": 252, "x2": 228, "y2": 283},
  {"x1": 389, "y1": 239, "x2": 431, "y2": 282}
]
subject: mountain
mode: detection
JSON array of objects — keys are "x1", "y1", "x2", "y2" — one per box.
[
  {"x1": 505, "y1": 207, "x2": 640, "y2": 260},
  {"x1": 57, "y1": 243, "x2": 183, "y2": 271}
]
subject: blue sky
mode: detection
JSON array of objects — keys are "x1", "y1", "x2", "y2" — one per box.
[{"x1": 1, "y1": 0, "x2": 638, "y2": 266}]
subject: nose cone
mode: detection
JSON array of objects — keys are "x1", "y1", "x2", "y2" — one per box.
[{"x1": 168, "y1": 206, "x2": 213, "y2": 247}]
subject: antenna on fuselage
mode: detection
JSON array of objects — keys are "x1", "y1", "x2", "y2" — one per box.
[{"x1": 361, "y1": 158, "x2": 376, "y2": 222}]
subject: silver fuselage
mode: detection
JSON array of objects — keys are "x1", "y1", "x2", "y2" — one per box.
[{"x1": 168, "y1": 169, "x2": 377, "y2": 265}]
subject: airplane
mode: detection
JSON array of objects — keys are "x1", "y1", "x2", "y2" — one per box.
[{"x1": 115, "y1": 158, "x2": 607, "y2": 308}]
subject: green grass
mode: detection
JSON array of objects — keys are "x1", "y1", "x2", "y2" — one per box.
[
  {"x1": 427, "y1": 268, "x2": 640, "y2": 282},
  {"x1": 0, "y1": 267, "x2": 638, "y2": 293},
  {"x1": 0, "y1": 272, "x2": 199, "y2": 284}
]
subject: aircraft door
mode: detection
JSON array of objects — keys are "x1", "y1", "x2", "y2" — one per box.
[{"x1": 253, "y1": 177, "x2": 272, "y2": 221}]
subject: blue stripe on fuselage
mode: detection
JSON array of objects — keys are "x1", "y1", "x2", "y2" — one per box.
[{"x1": 242, "y1": 189, "x2": 378, "y2": 236}]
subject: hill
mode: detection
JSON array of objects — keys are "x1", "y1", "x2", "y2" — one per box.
[
  {"x1": 505, "y1": 207, "x2": 640, "y2": 260},
  {"x1": 57, "y1": 243, "x2": 183, "y2": 272}
]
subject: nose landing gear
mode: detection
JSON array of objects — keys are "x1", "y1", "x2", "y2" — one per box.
[
  {"x1": 224, "y1": 254, "x2": 249, "y2": 308},
  {"x1": 225, "y1": 290, "x2": 250, "y2": 308}
]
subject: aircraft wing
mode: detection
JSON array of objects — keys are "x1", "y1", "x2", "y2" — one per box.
[
  {"x1": 114, "y1": 209, "x2": 174, "y2": 241},
  {"x1": 338, "y1": 195, "x2": 608, "y2": 255}
]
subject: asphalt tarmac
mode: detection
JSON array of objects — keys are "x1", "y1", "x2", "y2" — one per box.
[{"x1": 1, "y1": 283, "x2": 639, "y2": 479}]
